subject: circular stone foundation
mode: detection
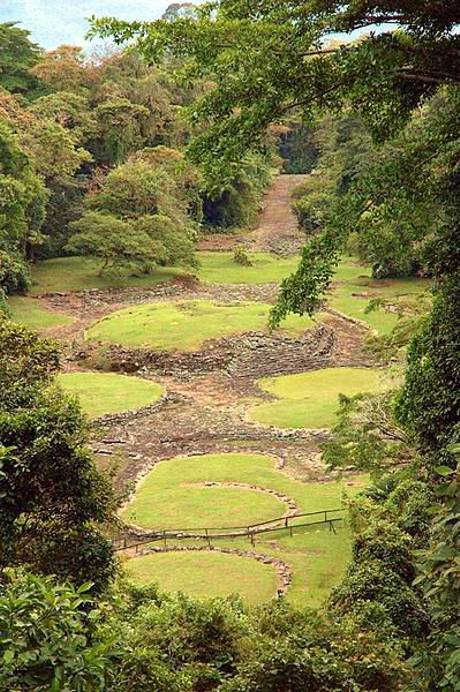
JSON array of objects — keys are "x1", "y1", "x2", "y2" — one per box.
[
  {"x1": 85, "y1": 299, "x2": 316, "y2": 352},
  {"x1": 122, "y1": 453, "x2": 297, "y2": 531},
  {"x1": 58, "y1": 371, "x2": 163, "y2": 419}
]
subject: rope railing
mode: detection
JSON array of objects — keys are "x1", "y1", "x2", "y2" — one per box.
[{"x1": 113, "y1": 508, "x2": 346, "y2": 553}]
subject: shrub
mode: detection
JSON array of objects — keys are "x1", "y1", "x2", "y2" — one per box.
[
  {"x1": 0, "y1": 570, "x2": 112, "y2": 691},
  {"x1": 0, "y1": 251, "x2": 31, "y2": 294},
  {"x1": 233, "y1": 247, "x2": 253, "y2": 266},
  {"x1": 331, "y1": 559, "x2": 429, "y2": 639}
]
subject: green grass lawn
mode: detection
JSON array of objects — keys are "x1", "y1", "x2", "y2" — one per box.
[
  {"x1": 28, "y1": 254, "x2": 429, "y2": 338},
  {"x1": 327, "y1": 257, "x2": 430, "y2": 335},
  {"x1": 123, "y1": 452, "x2": 365, "y2": 605},
  {"x1": 29, "y1": 256, "x2": 184, "y2": 294},
  {"x1": 28, "y1": 252, "x2": 300, "y2": 294},
  {"x1": 249, "y1": 367, "x2": 389, "y2": 428},
  {"x1": 86, "y1": 299, "x2": 318, "y2": 351},
  {"x1": 122, "y1": 452, "x2": 365, "y2": 530},
  {"x1": 195, "y1": 251, "x2": 300, "y2": 284},
  {"x1": 9, "y1": 296, "x2": 74, "y2": 330},
  {"x1": 125, "y1": 550, "x2": 278, "y2": 604},
  {"x1": 58, "y1": 371, "x2": 163, "y2": 418}
]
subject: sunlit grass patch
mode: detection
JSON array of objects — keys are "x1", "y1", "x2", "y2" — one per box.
[
  {"x1": 30, "y1": 256, "x2": 183, "y2": 294},
  {"x1": 125, "y1": 550, "x2": 278, "y2": 604},
  {"x1": 122, "y1": 452, "x2": 365, "y2": 530},
  {"x1": 58, "y1": 371, "x2": 163, "y2": 418},
  {"x1": 9, "y1": 296, "x2": 74, "y2": 330},
  {"x1": 327, "y1": 257, "x2": 430, "y2": 335},
  {"x1": 249, "y1": 367, "x2": 389, "y2": 428},
  {"x1": 86, "y1": 299, "x2": 318, "y2": 351},
  {"x1": 195, "y1": 251, "x2": 300, "y2": 284}
]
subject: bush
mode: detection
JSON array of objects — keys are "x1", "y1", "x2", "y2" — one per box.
[
  {"x1": 352, "y1": 521, "x2": 415, "y2": 581},
  {"x1": 292, "y1": 190, "x2": 331, "y2": 234},
  {"x1": 233, "y1": 247, "x2": 253, "y2": 266},
  {"x1": 331, "y1": 558, "x2": 429, "y2": 639},
  {"x1": 0, "y1": 570, "x2": 112, "y2": 691},
  {"x1": 0, "y1": 251, "x2": 31, "y2": 294}
]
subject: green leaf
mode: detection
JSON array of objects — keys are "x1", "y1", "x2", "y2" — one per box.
[{"x1": 434, "y1": 465, "x2": 455, "y2": 477}]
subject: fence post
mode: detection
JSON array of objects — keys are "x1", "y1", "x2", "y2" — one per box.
[
  {"x1": 205, "y1": 528, "x2": 211, "y2": 548},
  {"x1": 285, "y1": 516, "x2": 289, "y2": 528}
]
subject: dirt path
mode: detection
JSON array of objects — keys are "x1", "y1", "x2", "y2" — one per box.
[
  {"x1": 198, "y1": 174, "x2": 308, "y2": 254},
  {"x1": 248, "y1": 174, "x2": 308, "y2": 254}
]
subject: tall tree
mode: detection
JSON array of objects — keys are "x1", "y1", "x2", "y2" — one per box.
[
  {"x1": 0, "y1": 119, "x2": 47, "y2": 289},
  {"x1": 0, "y1": 22, "x2": 41, "y2": 95}
]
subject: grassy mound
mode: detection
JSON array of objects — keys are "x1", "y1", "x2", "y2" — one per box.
[
  {"x1": 9, "y1": 297, "x2": 73, "y2": 331},
  {"x1": 86, "y1": 299, "x2": 317, "y2": 351},
  {"x1": 250, "y1": 367, "x2": 388, "y2": 428},
  {"x1": 125, "y1": 551, "x2": 278, "y2": 604},
  {"x1": 123, "y1": 453, "x2": 366, "y2": 605},
  {"x1": 122, "y1": 452, "x2": 363, "y2": 530},
  {"x1": 58, "y1": 371, "x2": 163, "y2": 418}
]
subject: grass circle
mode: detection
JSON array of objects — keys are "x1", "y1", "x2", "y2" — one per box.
[
  {"x1": 125, "y1": 550, "x2": 278, "y2": 603},
  {"x1": 85, "y1": 299, "x2": 316, "y2": 352},
  {"x1": 249, "y1": 367, "x2": 389, "y2": 429},
  {"x1": 121, "y1": 452, "x2": 357, "y2": 531},
  {"x1": 58, "y1": 371, "x2": 163, "y2": 418}
]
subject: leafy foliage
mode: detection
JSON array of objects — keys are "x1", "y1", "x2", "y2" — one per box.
[
  {"x1": 412, "y1": 460, "x2": 460, "y2": 690},
  {"x1": 0, "y1": 23, "x2": 41, "y2": 95},
  {"x1": 67, "y1": 155, "x2": 198, "y2": 274},
  {"x1": 322, "y1": 391, "x2": 414, "y2": 474},
  {"x1": 0, "y1": 570, "x2": 112, "y2": 692},
  {"x1": 0, "y1": 119, "x2": 47, "y2": 269},
  {"x1": 0, "y1": 321, "x2": 115, "y2": 592}
]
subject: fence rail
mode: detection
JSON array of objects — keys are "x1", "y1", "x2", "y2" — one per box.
[{"x1": 113, "y1": 508, "x2": 346, "y2": 553}]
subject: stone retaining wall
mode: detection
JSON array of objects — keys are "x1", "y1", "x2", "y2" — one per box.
[{"x1": 76, "y1": 325, "x2": 335, "y2": 380}]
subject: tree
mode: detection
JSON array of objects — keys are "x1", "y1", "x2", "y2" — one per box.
[
  {"x1": 67, "y1": 211, "x2": 159, "y2": 274},
  {"x1": 0, "y1": 23, "x2": 41, "y2": 95},
  {"x1": 94, "y1": 97, "x2": 150, "y2": 165},
  {"x1": 30, "y1": 45, "x2": 96, "y2": 93},
  {"x1": 30, "y1": 91, "x2": 98, "y2": 146},
  {"x1": 0, "y1": 320, "x2": 115, "y2": 592},
  {"x1": 67, "y1": 157, "x2": 197, "y2": 274},
  {"x1": 0, "y1": 119, "x2": 47, "y2": 278}
]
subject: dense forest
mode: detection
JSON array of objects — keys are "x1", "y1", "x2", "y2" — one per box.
[{"x1": 0, "y1": 1, "x2": 459, "y2": 691}]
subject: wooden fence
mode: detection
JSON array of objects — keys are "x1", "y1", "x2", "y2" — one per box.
[{"x1": 113, "y1": 508, "x2": 346, "y2": 553}]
